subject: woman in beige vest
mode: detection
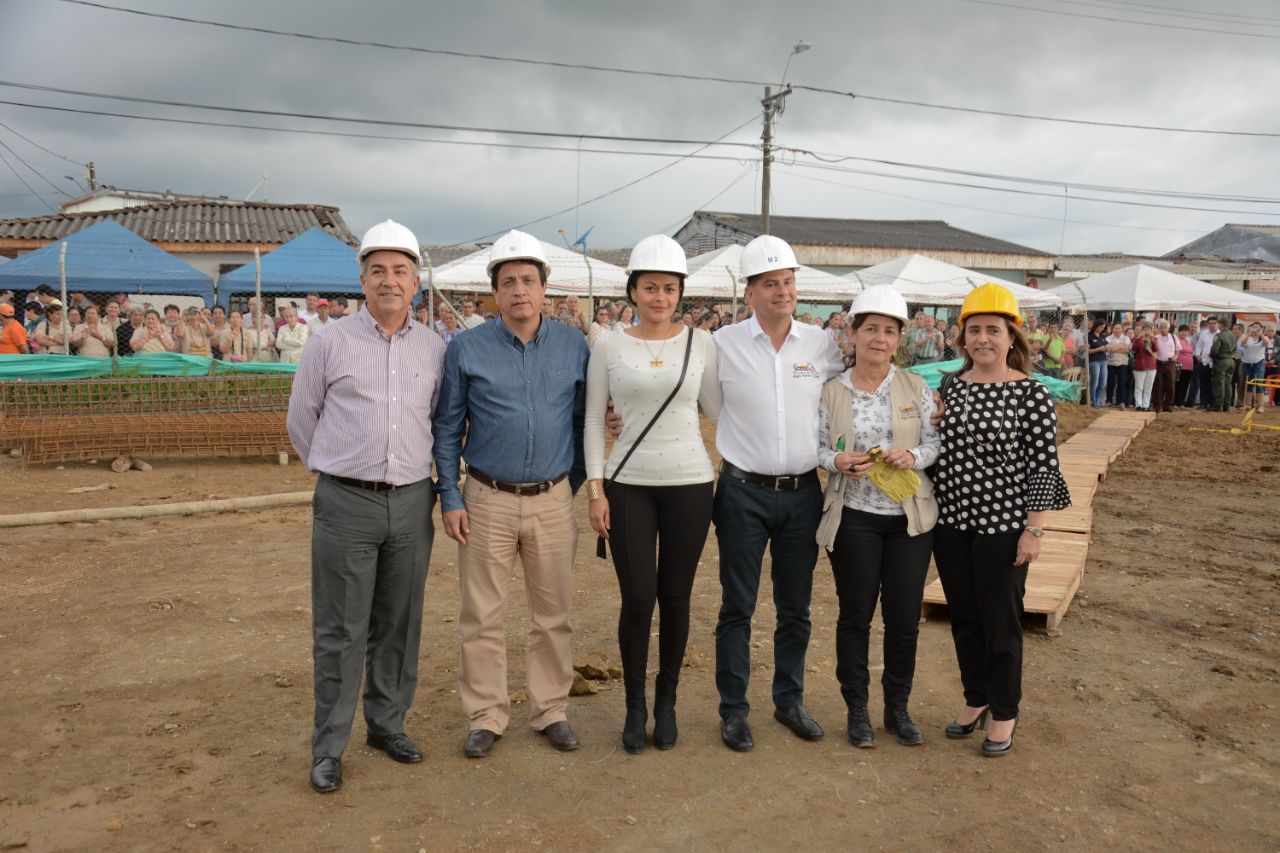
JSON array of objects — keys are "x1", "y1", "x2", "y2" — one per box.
[{"x1": 817, "y1": 286, "x2": 939, "y2": 749}]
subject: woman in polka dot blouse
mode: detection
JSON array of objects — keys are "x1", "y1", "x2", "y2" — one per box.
[{"x1": 932, "y1": 283, "x2": 1071, "y2": 757}]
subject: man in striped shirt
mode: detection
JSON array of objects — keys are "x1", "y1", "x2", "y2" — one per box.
[{"x1": 287, "y1": 220, "x2": 446, "y2": 794}]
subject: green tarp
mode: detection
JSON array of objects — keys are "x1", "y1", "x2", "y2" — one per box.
[
  {"x1": 0, "y1": 353, "x2": 296, "y2": 381},
  {"x1": 907, "y1": 358, "x2": 1083, "y2": 402}
]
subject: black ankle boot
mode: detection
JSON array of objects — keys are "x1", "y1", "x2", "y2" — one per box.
[
  {"x1": 847, "y1": 706, "x2": 875, "y2": 748},
  {"x1": 652, "y1": 684, "x2": 677, "y2": 750},
  {"x1": 622, "y1": 689, "x2": 648, "y2": 754},
  {"x1": 884, "y1": 706, "x2": 924, "y2": 746}
]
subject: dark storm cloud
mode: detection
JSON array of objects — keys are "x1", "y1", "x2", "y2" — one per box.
[{"x1": 0, "y1": 0, "x2": 1276, "y2": 255}]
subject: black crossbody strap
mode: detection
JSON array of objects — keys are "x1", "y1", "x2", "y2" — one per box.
[{"x1": 597, "y1": 327, "x2": 694, "y2": 559}]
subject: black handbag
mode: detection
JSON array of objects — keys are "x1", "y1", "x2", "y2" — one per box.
[{"x1": 597, "y1": 327, "x2": 694, "y2": 559}]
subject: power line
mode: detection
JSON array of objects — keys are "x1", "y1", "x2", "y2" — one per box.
[
  {"x1": 0, "y1": 119, "x2": 84, "y2": 165},
  {"x1": 53, "y1": 0, "x2": 1280, "y2": 138},
  {"x1": 956, "y1": 0, "x2": 1280, "y2": 39},
  {"x1": 6, "y1": 78, "x2": 1273, "y2": 205},
  {"x1": 1075, "y1": 0, "x2": 1280, "y2": 24},
  {"x1": 783, "y1": 145, "x2": 1280, "y2": 204},
  {"x1": 657, "y1": 164, "x2": 757, "y2": 234},
  {"x1": 0, "y1": 80, "x2": 760, "y2": 150},
  {"x1": 0, "y1": 152, "x2": 55, "y2": 213},
  {"x1": 782, "y1": 170, "x2": 1212, "y2": 233},
  {"x1": 0, "y1": 135, "x2": 72, "y2": 198},
  {"x1": 0, "y1": 99, "x2": 756, "y2": 163},
  {"x1": 448, "y1": 119, "x2": 759, "y2": 246},
  {"x1": 1040, "y1": 0, "x2": 1280, "y2": 27},
  {"x1": 4, "y1": 96, "x2": 1272, "y2": 222},
  {"x1": 783, "y1": 160, "x2": 1280, "y2": 217}
]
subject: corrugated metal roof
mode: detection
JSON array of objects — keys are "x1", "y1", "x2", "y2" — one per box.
[
  {"x1": 691, "y1": 211, "x2": 1050, "y2": 257},
  {"x1": 1226, "y1": 224, "x2": 1280, "y2": 237},
  {"x1": 1054, "y1": 253, "x2": 1280, "y2": 279},
  {"x1": 0, "y1": 200, "x2": 357, "y2": 245}
]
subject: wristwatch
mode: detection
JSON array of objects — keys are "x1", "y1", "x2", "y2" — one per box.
[{"x1": 1026, "y1": 525, "x2": 1045, "y2": 538}]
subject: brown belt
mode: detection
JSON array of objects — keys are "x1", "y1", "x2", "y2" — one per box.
[{"x1": 468, "y1": 468, "x2": 567, "y2": 497}]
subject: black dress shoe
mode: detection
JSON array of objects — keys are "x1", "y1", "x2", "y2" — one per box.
[
  {"x1": 847, "y1": 706, "x2": 875, "y2": 748},
  {"x1": 721, "y1": 715, "x2": 754, "y2": 752},
  {"x1": 366, "y1": 732, "x2": 423, "y2": 763},
  {"x1": 774, "y1": 704, "x2": 824, "y2": 741},
  {"x1": 884, "y1": 707, "x2": 924, "y2": 746},
  {"x1": 945, "y1": 707, "x2": 989, "y2": 739},
  {"x1": 310, "y1": 757, "x2": 342, "y2": 793},
  {"x1": 982, "y1": 718, "x2": 1018, "y2": 757},
  {"x1": 464, "y1": 729, "x2": 501, "y2": 758},
  {"x1": 540, "y1": 720, "x2": 580, "y2": 752}
]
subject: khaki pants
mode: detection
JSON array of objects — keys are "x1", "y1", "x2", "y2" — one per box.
[{"x1": 457, "y1": 476, "x2": 576, "y2": 733}]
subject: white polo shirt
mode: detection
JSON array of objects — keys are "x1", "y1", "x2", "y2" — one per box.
[{"x1": 714, "y1": 314, "x2": 845, "y2": 475}]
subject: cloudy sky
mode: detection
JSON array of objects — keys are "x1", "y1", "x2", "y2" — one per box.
[{"x1": 2, "y1": 0, "x2": 1278, "y2": 257}]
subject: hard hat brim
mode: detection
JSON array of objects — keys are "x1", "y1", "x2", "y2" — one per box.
[{"x1": 359, "y1": 246, "x2": 422, "y2": 266}]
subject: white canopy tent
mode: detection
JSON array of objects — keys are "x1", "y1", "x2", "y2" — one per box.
[
  {"x1": 846, "y1": 253, "x2": 1062, "y2": 310},
  {"x1": 1047, "y1": 264, "x2": 1280, "y2": 314},
  {"x1": 683, "y1": 244, "x2": 861, "y2": 302},
  {"x1": 429, "y1": 240, "x2": 629, "y2": 297}
]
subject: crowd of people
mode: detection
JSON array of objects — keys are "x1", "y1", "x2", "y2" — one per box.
[{"x1": 285, "y1": 220, "x2": 1072, "y2": 795}]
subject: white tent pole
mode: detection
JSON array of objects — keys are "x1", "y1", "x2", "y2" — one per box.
[
  {"x1": 727, "y1": 265, "x2": 737, "y2": 318},
  {"x1": 584, "y1": 246, "x2": 595, "y2": 319},
  {"x1": 58, "y1": 242, "x2": 69, "y2": 356},
  {"x1": 422, "y1": 248, "x2": 434, "y2": 328}
]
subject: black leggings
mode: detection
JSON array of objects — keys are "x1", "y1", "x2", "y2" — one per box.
[
  {"x1": 607, "y1": 480, "x2": 714, "y2": 698},
  {"x1": 933, "y1": 524, "x2": 1027, "y2": 721}
]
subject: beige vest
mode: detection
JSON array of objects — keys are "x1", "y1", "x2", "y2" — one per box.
[{"x1": 816, "y1": 368, "x2": 938, "y2": 551}]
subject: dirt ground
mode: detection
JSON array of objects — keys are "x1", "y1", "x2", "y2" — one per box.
[{"x1": 1, "y1": 404, "x2": 1278, "y2": 851}]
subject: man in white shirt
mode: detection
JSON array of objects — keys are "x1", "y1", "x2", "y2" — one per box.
[
  {"x1": 1193, "y1": 318, "x2": 1218, "y2": 410},
  {"x1": 712, "y1": 235, "x2": 846, "y2": 752},
  {"x1": 308, "y1": 299, "x2": 336, "y2": 336},
  {"x1": 298, "y1": 292, "x2": 321, "y2": 326},
  {"x1": 458, "y1": 298, "x2": 485, "y2": 330}
]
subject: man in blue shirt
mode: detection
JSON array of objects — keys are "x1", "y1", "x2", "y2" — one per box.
[{"x1": 434, "y1": 229, "x2": 589, "y2": 759}]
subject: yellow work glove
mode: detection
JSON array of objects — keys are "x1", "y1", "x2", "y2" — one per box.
[{"x1": 866, "y1": 446, "x2": 921, "y2": 503}]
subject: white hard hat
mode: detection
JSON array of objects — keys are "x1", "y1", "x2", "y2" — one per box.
[
  {"x1": 626, "y1": 234, "x2": 688, "y2": 277},
  {"x1": 486, "y1": 229, "x2": 550, "y2": 278},
  {"x1": 848, "y1": 285, "x2": 909, "y2": 324},
  {"x1": 739, "y1": 234, "x2": 799, "y2": 281},
  {"x1": 358, "y1": 220, "x2": 421, "y2": 265}
]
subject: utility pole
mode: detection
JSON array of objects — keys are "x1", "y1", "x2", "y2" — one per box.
[
  {"x1": 760, "y1": 86, "x2": 790, "y2": 236},
  {"x1": 85, "y1": 161, "x2": 97, "y2": 191}
]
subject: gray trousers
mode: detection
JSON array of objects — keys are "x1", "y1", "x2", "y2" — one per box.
[{"x1": 311, "y1": 474, "x2": 435, "y2": 758}]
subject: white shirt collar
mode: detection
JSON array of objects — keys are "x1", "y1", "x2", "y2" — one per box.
[{"x1": 746, "y1": 313, "x2": 798, "y2": 343}]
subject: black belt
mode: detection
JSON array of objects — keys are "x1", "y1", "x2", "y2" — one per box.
[
  {"x1": 720, "y1": 461, "x2": 818, "y2": 492},
  {"x1": 326, "y1": 473, "x2": 418, "y2": 493},
  {"x1": 468, "y1": 468, "x2": 567, "y2": 497}
]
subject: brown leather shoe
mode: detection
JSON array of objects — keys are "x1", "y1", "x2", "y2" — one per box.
[
  {"x1": 464, "y1": 729, "x2": 500, "y2": 758},
  {"x1": 539, "y1": 720, "x2": 580, "y2": 752}
]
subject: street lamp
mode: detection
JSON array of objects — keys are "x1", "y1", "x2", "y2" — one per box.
[{"x1": 781, "y1": 40, "x2": 812, "y2": 87}]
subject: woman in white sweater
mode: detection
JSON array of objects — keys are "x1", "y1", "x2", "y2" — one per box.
[{"x1": 584, "y1": 234, "x2": 721, "y2": 755}]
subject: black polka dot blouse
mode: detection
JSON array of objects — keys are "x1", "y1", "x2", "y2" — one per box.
[{"x1": 935, "y1": 377, "x2": 1071, "y2": 534}]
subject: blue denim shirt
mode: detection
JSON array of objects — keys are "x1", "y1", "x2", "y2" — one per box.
[{"x1": 433, "y1": 315, "x2": 589, "y2": 514}]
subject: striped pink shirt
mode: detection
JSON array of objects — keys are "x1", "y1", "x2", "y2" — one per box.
[{"x1": 287, "y1": 307, "x2": 446, "y2": 485}]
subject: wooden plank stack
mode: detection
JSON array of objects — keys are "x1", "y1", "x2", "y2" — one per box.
[{"x1": 923, "y1": 410, "x2": 1155, "y2": 633}]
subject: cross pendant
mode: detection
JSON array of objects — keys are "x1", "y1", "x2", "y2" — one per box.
[{"x1": 650, "y1": 358, "x2": 664, "y2": 368}]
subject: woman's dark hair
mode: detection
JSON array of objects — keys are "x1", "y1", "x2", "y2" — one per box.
[
  {"x1": 849, "y1": 312, "x2": 904, "y2": 333},
  {"x1": 1090, "y1": 319, "x2": 1107, "y2": 336},
  {"x1": 955, "y1": 315, "x2": 1033, "y2": 377},
  {"x1": 1177, "y1": 324, "x2": 1190, "y2": 332},
  {"x1": 625, "y1": 270, "x2": 685, "y2": 305}
]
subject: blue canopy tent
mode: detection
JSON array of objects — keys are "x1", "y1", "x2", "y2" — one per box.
[
  {"x1": 0, "y1": 219, "x2": 213, "y2": 301},
  {"x1": 219, "y1": 227, "x2": 361, "y2": 305}
]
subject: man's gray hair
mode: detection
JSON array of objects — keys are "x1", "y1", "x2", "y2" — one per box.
[{"x1": 360, "y1": 253, "x2": 421, "y2": 277}]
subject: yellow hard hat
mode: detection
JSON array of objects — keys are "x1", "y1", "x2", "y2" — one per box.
[{"x1": 959, "y1": 282, "x2": 1023, "y2": 327}]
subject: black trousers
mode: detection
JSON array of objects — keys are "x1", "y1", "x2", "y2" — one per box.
[
  {"x1": 1175, "y1": 366, "x2": 1193, "y2": 406},
  {"x1": 933, "y1": 524, "x2": 1027, "y2": 721},
  {"x1": 311, "y1": 475, "x2": 435, "y2": 758},
  {"x1": 1106, "y1": 364, "x2": 1130, "y2": 405},
  {"x1": 828, "y1": 507, "x2": 933, "y2": 710},
  {"x1": 607, "y1": 481, "x2": 713, "y2": 701},
  {"x1": 1195, "y1": 361, "x2": 1215, "y2": 408},
  {"x1": 714, "y1": 472, "x2": 822, "y2": 719}
]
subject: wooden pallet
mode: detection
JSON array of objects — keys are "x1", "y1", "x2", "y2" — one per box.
[{"x1": 923, "y1": 411, "x2": 1151, "y2": 633}]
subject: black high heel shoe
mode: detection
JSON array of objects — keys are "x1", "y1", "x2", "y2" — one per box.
[
  {"x1": 944, "y1": 707, "x2": 989, "y2": 739},
  {"x1": 981, "y1": 717, "x2": 1017, "y2": 757}
]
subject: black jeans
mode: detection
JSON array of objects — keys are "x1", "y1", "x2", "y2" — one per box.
[
  {"x1": 1106, "y1": 364, "x2": 1130, "y2": 405},
  {"x1": 932, "y1": 524, "x2": 1027, "y2": 722},
  {"x1": 1195, "y1": 361, "x2": 1214, "y2": 408},
  {"x1": 828, "y1": 507, "x2": 933, "y2": 710},
  {"x1": 607, "y1": 481, "x2": 713, "y2": 701},
  {"x1": 713, "y1": 472, "x2": 822, "y2": 719}
]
